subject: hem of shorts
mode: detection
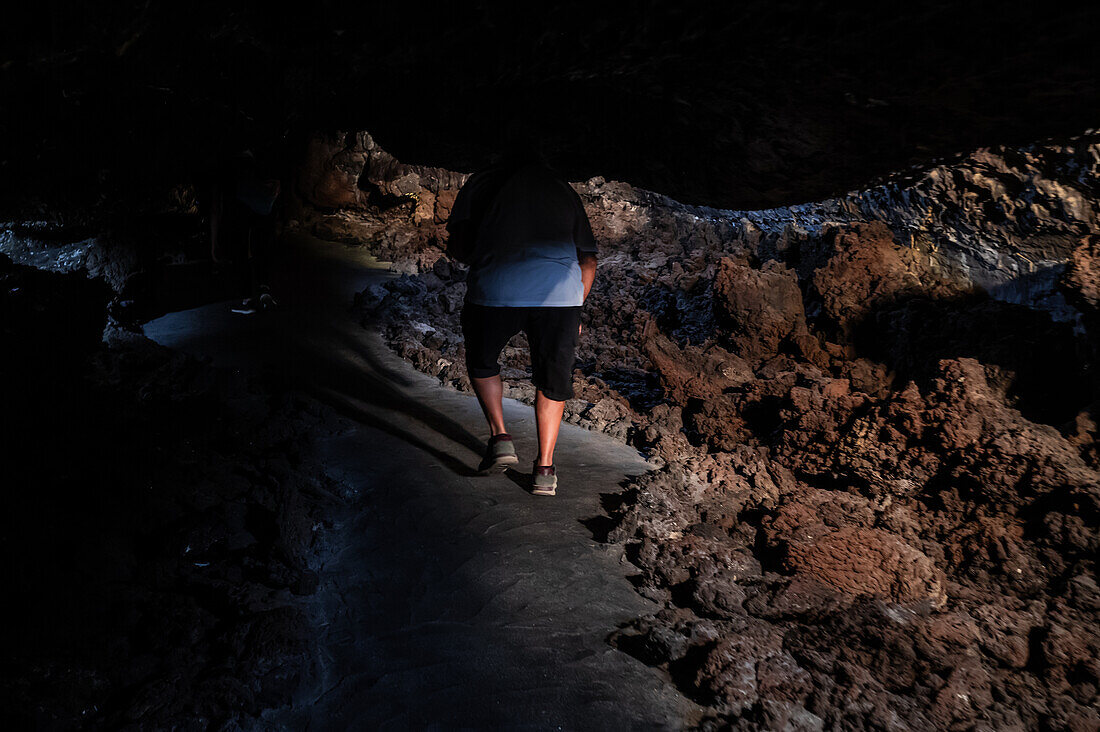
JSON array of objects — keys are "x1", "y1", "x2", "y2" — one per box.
[
  {"x1": 534, "y1": 384, "x2": 573, "y2": 402},
  {"x1": 466, "y1": 364, "x2": 502, "y2": 379}
]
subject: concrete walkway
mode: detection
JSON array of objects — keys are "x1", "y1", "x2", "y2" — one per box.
[{"x1": 144, "y1": 235, "x2": 698, "y2": 730}]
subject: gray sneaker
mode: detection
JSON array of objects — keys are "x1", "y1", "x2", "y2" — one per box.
[
  {"x1": 231, "y1": 298, "x2": 259, "y2": 315},
  {"x1": 478, "y1": 433, "x2": 518, "y2": 474},
  {"x1": 532, "y1": 464, "x2": 557, "y2": 496}
]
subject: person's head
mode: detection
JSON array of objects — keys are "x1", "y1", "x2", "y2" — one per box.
[
  {"x1": 491, "y1": 113, "x2": 549, "y2": 169},
  {"x1": 501, "y1": 133, "x2": 543, "y2": 165}
]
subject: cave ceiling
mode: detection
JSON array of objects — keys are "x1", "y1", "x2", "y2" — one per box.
[{"x1": 4, "y1": 1, "x2": 1097, "y2": 210}]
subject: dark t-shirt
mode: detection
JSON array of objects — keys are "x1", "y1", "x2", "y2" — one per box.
[{"x1": 448, "y1": 163, "x2": 596, "y2": 307}]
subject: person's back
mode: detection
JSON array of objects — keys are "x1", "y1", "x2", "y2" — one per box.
[
  {"x1": 210, "y1": 148, "x2": 282, "y2": 314},
  {"x1": 447, "y1": 159, "x2": 599, "y2": 495},
  {"x1": 463, "y1": 163, "x2": 594, "y2": 307}
]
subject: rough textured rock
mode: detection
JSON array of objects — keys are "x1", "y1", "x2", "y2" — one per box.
[
  {"x1": 713, "y1": 257, "x2": 807, "y2": 362},
  {"x1": 1, "y1": 255, "x2": 349, "y2": 729},
  {"x1": 806, "y1": 221, "x2": 960, "y2": 339},
  {"x1": 781, "y1": 523, "x2": 946, "y2": 607},
  {"x1": 330, "y1": 131, "x2": 1100, "y2": 728},
  {"x1": 1062, "y1": 235, "x2": 1100, "y2": 314},
  {"x1": 297, "y1": 130, "x2": 467, "y2": 212}
]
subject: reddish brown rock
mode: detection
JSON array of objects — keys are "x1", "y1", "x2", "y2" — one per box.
[
  {"x1": 807, "y1": 221, "x2": 966, "y2": 340},
  {"x1": 347, "y1": 135, "x2": 1100, "y2": 729},
  {"x1": 763, "y1": 489, "x2": 946, "y2": 607},
  {"x1": 433, "y1": 188, "x2": 458, "y2": 224},
  {"x1": 642, "y1": 318, "x2": 752, "y2": 403},
  {"x1": 786, "y1": 527, "x2": 946, "y2": 606},
  {"x1": 1061, "y1": 234, "x2": 1100, "y2": 315},
  {"x1": 713, "y1": 257, "x2": 807, "y2": 361},
  {"x1": 298, "y1": 133, "x2": 370, "y2": 209}
]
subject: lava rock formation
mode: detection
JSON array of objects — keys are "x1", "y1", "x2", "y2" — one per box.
[{"x1": 340, "y1": 130, "x2": 1100, "y2": 730}]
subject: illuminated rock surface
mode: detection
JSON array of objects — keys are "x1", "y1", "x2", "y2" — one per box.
[{"x1": 354, "y1": 132, "x2": 1100, "y2": 729}]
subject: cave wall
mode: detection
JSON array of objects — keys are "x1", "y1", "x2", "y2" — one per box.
[
  {"x1": 295, "y1": 128, "x2": 1099, "y2": 321},
  {"x1": 341, "y1": 128, "x2": 1100, "y2": 729}
]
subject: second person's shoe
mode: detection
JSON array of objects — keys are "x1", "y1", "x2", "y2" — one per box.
[{"x1": 478, "y1": 433, "x2": 518, "y2": 474}]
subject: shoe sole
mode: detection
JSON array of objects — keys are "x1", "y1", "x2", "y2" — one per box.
[
  {"x1": 478, "y1": 454, "x2": 518, "y2": 475},
  {"x1": 531, "y1": 481, "x2": 557, "y2": 496}
]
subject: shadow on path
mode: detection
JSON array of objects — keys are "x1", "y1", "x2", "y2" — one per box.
[{"x1": 144, "y1": 233, "x2": 700, "y2": 729}]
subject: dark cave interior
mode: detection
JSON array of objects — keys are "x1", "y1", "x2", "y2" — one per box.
[
  {"x1": 4, "y1": 0, "x2": 1099, "y2": 212},
  {"x1": 3, "y1": 2, "x2": 1100, "y2": 730}
]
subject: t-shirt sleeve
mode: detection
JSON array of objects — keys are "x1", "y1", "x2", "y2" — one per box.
[
  {"x1": 570, "y1": 188, "x2": 598, "y2": 253},
  {"x1": 446, "y1": 174, "x2": 480, "y2": 232}
]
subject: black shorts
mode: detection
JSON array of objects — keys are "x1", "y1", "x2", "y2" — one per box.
[{"x1": 461, "y1": 302, "x2": 582, "y2": 402}]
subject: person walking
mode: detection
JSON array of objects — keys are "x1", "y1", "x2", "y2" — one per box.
[
  {"x1": 446, "y1": 150, "x2": 598, "y2": 496},
  {"x1": 210, "y1": 148, "x2": 281, "y2": 315}
]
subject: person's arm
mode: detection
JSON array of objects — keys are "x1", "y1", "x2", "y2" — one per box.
[
  {"x1": 446, "y1": 220, "x2": 476, "y2": 263},
  {"x1": 210, "y1": 183, "x2": 224, "y2": 263},
  {"x1": 444, "y1": 177, "x2": 478, "y2": 263},
  {"x1": 577, "y1": 249, "x2": 597, "y2": 336},
  {"x1": 571, "y1": 187, "x2": 598, "y2": 334},
  {"x1": 578, "y1": 250, "x2": 597, "y2": 302}
]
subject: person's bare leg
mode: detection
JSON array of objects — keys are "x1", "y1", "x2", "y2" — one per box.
[
  {"x1": 471, "y1": 374, "x2": 507, "y2": 436},
  {"x1": 534, "y1": 390, "x2": 566, "y2": 466}
]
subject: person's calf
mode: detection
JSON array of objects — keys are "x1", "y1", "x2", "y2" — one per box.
[
  {"x1": 534, "y1": 389, "x2": 565, "y2": 467},
  {"x1": 470, "y1": 373, "x2": 507, "y2": 436}
]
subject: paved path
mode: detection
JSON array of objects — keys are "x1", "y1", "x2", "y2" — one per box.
[{"x1": 144, "y1": 235, "x2": 698, "y2": 730}]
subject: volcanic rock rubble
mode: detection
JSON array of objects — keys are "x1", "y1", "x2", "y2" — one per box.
[
  {"x1": 0, "y1": 253, "x2": 352, "y2": 729},
  {"x1": 308, "y1": 129, "x2": 1100, "y2": 730}
]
